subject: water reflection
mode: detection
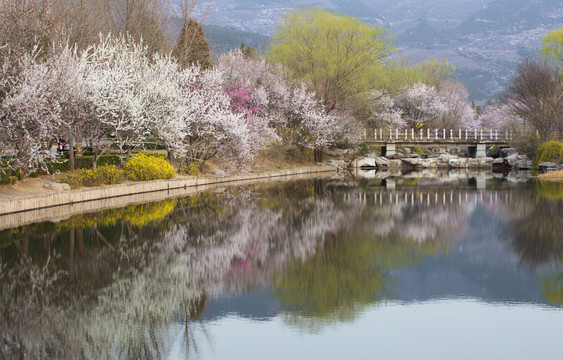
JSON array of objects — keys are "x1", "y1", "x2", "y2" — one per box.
[{"x1": 0, "y1": 176, "x2": 562, "y2": 358}]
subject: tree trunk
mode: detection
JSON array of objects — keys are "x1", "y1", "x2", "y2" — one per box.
[
  {"x1": 75, "y1": 133, "x2": 83, "y2": 158},
  {"x1": 92, "y1": 152, "x2": 98, "y2": 172},
  {"x1": 314, "y1": 147, "x2": 323, "y2": 162},
  {"x1": 67, "y1": 129, "x2": 75, "y2": 171}
]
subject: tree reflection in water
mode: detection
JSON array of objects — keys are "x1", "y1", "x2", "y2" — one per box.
[
  {"x1": 494, "y1": 182, "x2": 563, "y2": 307},
  {"x1": 272, "y1": 189, "x2": 473, "y2": 331},
  {"x1": 1, "y1": 178, "x2": 560, "y2": 358}
]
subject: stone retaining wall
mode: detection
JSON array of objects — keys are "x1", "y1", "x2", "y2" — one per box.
[{"x1": 0, "y1": 166, "x2": 336, "y2": 230}]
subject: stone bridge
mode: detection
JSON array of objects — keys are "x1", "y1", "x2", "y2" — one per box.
[{"x1": 364, "y1": 128, "x2": 511, "y2": 158}]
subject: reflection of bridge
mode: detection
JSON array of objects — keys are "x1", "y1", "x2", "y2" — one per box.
[
  {"x1": 364, "y1": 128, "x2": 511, "y2": 157},
  {"x1": 345, "y1": 190, "x2": 513, "y2": 207}
]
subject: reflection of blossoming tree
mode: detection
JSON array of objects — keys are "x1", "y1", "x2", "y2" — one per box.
[
  {"x1": 272, "y1": 191, "x2": 472, "y2": 331},
  {"x1": 0, "y1": 180, "x2": 493, "y2": 356}
]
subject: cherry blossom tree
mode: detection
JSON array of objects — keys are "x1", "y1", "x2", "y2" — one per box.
[
  {"x1": 0, "y1": 49, "x2": 60, "y2": 172},
  {"x1": 479, "y1": 103, "x2": 520, "y2": 130},
  {"x1": 86, "y1": 34, "x2": 151, "y2": 161},
  {"x1": 394, "y1": 83, "x2": 448, "y2": 129},
  {"x1": 370, "y1": 90, "x2": 406, "y2": 129},
  {"x1": 216, "y1": 50, "x2": 361, "y2": 161},
  {"x1": 437, "y1": 82, "x2": 477, "y2": 130},
  {"x1": 144, "y1": 63, "x2": 252, "y2": 172}
]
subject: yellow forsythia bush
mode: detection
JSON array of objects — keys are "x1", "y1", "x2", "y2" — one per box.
[
  {"x1": 124, "y1": 153, "x2": 175, "y2": 181},
  {"x1": 57, "y1": 165, "x2": 125, "y2": 189},
  {"x1": 57, "y1": 169, "x2": 101, "y2": 189},
  {"x1": 98, "y1": 165, "x2": 124, "y2": 185}
]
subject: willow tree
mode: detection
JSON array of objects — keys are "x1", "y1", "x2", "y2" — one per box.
[
  {"x1": 540, "y1": 26, "x2": 563, "y2": 69},
  {"x1": 268, "y1": 7, "x2": 394, "y2": 114}
]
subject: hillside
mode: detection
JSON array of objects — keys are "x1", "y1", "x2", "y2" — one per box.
[
  {"x1": 203, "y1": 24, "x2": 270, "y2": 58},
  {"x1": 196, "y1": 0, "x2": 563, "y2": 102}
]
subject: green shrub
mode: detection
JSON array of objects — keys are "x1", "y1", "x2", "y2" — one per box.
[
  {"x1": 410, "y1": 146, "x2": 424, "y2": 155},
  {"x1": 124, "y1": 153, "x2": 175, "y2": 181},
  {"x1": 487, "y1": 146, "x2": 500, "y2": 158},
  {"x1": 74, "y1": 156, "x2": 93, "y2": 169},
  {"x1": 0, "y1": 168, "x2": 17, "y2": 185},
  {"x1": 97, "y1": 155, "x2": 121, "y2": 167},
  {"x1": 143, "y1": 137, "x2": 166, "y2": 150},
  {"x1": 335, "y1": 140, "x2": 353, "y2": 149},
  {"x1": 46, "y1": 158, "x2": 70, "y2": 173},
  {"x1": 534, "y1": 140, "x2": 563, "y2": 168},
  {"x1": 143, "y1": 152, "x2": 167, "y2": 159},
  {"x1": 357, "y1": 142, "x2": 369, "y2": 156},
  {"x1": 44, "y1": 155, "x2": 120, "y2": 173}
]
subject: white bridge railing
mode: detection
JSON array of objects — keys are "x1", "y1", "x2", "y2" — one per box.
[
  {"x1": 370, "y1": 128, "x2": 513, "y2": 142},
  {"x1": 345, "y1": 190, "x2": 513, "y2": 206}
]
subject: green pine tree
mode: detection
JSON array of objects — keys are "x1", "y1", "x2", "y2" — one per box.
[{"x1": 172, "y1": 19, "x2": 211, "y2": 69}]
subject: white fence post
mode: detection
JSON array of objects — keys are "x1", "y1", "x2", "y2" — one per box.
[{"x1": 443, "y1": 128, "x2": 446, "y2": 140}]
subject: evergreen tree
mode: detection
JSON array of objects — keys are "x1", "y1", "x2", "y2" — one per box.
[{"x1": 172, "y1": 19, "x2": 211, "y2": 69}]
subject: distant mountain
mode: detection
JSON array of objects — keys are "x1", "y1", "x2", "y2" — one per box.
[
  {"x1": 202, "y1": 24, "x2": 270, "y2": 58},
  {"x1": 195, "y1": 0, "x2": 563, "y2": 101}
]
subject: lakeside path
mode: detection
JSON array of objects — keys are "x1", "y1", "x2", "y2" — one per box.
[{"x1": 0, "y1": 165, "x2": 337, "y2": 231}]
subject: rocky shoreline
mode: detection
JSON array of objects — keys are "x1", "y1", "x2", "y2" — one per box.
[{"x1": 326, "y1": 147, "x2": 563, "y2": 173}]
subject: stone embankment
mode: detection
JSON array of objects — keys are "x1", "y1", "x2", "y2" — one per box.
[{"x1": 0, "y1": 165, "x2": 336, "y2": 225}]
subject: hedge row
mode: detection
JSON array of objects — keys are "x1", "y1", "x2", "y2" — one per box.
[{"x1": 46, "y1": 155, "x2": 121, "y2": 173}]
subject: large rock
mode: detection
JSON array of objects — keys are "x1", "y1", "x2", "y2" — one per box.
[
  {"x1": 448, "y1": 158, "x2": 467, "y2": 169},
  {"x1": 500, "y1": 147, "x2": 518, "y2": 157},
  {"x1": 43, "y1": 182, "x2": 71, "y2": 191},
  {"x1": 539, "y1": 162, "x2": 559, "y2": 172},
  {"x1": 375, "y1": 157, "x2": 390, "y2": 168},
  {"x1": 507, "y1": 154, "x2": 532, "y2": 170},
  {"x1": 402, "y1": 158, "x2": 423, "y2": 169},
  {"x1": 402, "y1": 158, "x2": 437, "y2": 169},
  {"x1": 438, "y1": 154, "x2": 458, "y2": 163},
  {"x1": 388, "y1": 159, "x2": 402, "y2": 169},
  {"x1": 466, "y1": 158, "x2": 493, "y2": 169},
  {"x1": 356, "y1": 157, "x2": 376, "y2": 168}
]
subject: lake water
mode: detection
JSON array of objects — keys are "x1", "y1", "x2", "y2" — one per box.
[{"x1": 1, "y1": 174, "x2": 562, "y2": 359}]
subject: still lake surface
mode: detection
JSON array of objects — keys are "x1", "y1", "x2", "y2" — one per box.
[{"x1": 1, "y1": 173, "x2": 562, "y2": 359}]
